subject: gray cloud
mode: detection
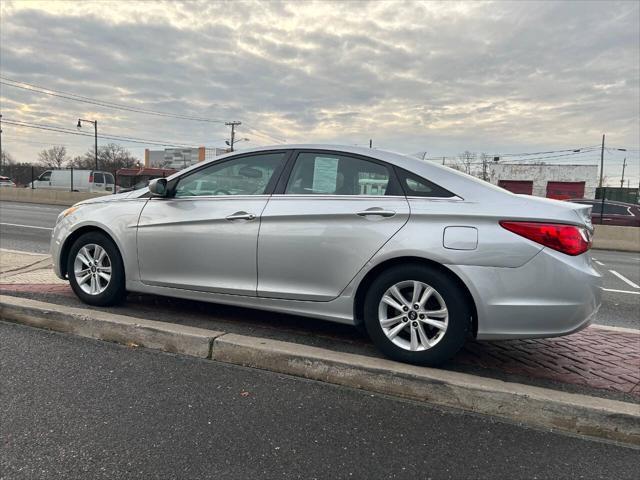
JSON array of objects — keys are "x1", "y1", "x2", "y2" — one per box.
[{"x1": 0, "y1": 0, "x2": 638, "y2": 182}]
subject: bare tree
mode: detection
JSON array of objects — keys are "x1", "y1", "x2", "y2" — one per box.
[
  {"x1": 38, "y1": 145, "x2": 69, "y2": 169},
  {"x1": 457, "y1": 151, "x2": 477, "y2": 175},
  {"x1": 70, "y1": 143, "x2": 139, "y2": 171}
]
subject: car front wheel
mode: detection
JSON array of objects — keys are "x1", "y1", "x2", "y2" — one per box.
[
  {"x1": 67, "y1": 232, "x2": 126, "y2": 306},
  {"x1": 364, "y1": 265, "x2": 471, "y2": 366}
]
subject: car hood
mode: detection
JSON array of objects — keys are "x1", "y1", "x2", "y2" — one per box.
[{"x1": 75, "y1": 189, "x2": 148, "y2": 206}]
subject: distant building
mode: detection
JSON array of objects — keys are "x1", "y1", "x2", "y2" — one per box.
[
  {"x1": 144, "y1": 147, "x2": 227, "y2": 170},
  {"x1": 486, "y1": 163, "x2": 598, "y2": 199}
]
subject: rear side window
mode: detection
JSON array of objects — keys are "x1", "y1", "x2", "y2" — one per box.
[
  {"x1": 93, "y1": 173, "x2": 104, "y2": 184},
  {"x1": 396, "y1": 168, "x2": 456, "y2": 198},
  {"x1": 104, "y1": 173, "x2": 115, "y2": 185},
  {"x1": 603, "y1": 204, "x2": 631, "y2": 215},
  {"x1": 285, "y1": 153, "x2": 398, "y2": 196},
  {"x1": 581, "y1": 201, "x2": 602, "y2": 214}
]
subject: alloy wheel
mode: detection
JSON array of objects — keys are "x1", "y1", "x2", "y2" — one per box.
[
  {"x1": 74, "y1": 243, "x2": 112, "y2": 295},
  {"x1": 377, "y1": 280, "x2": 449, "y2": 351}
]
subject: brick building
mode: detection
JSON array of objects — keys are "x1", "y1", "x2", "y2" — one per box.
[
  {"x1": 486, "y1": 163, "x2": 598, "y2": 199},
  {"x1": 144, "y1": 147, "x2": 227, "y2": 170}
]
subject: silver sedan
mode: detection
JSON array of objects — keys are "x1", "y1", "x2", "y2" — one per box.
[{"x1": 51, "y1": 145, "x2": 602, "y2": 365}]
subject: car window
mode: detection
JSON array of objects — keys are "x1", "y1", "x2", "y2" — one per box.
[
  {"x1": 39, "y1": 171, "x2": 51, "y2": 182},
  {"x1": 285, "y1": 153, "x2": 391, "y2": 196},
  {"x1": 175, "y1": 152, "x2": 287, "y2": 197},
  {"x1": 603, "y1": 204, "x2": 631, "y2": 215},
  {"x1": 396, "y1": 168, "x2": 456, "y2": 198},
  {"x1": 588, "y1": 202, "x2": 602, "y2": 214},
  {"x1": 104, "y1": 173, "x2": 115, "y2": 185},
  {"x1": 93, "y1": 172, "x2": 104, "y2": 184}
]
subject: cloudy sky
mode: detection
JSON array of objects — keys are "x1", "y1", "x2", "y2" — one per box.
[{"x1": 1, "y1": 0, "x2": 638, "y2": 184}]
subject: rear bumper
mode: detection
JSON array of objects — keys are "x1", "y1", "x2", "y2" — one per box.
[{"x1": 448, "y1": 249, "x2": 602, "y2": 340}]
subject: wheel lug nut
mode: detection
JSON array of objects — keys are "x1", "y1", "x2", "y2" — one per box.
[
  {"x1": 412, "y1": 321, "x2": 418, "y2": 327},
  {"x1": 419, "y1": 314, "x2": 425, "y2": 319},
  {"x1": 402, "y1": 306, "x2": 409, "y2": 312},
  {"x1": 402, "y1": 317, "x2": 408, "y2": 322},
  {"x1": 413, "y1": 304, "x2": 419, "y2": 310}
]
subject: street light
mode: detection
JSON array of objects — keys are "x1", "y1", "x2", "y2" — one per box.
[
  {"x1": 225, "y1": 137, "x2": 249, "y2": 150},
  {"x1": 77, "y1": 118, "x2": 98, "y2": 170}
]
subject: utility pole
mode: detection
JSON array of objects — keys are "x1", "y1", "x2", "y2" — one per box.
[
  {"x1": 482, "y1": 156, "x2": 488, "y2": 181},
  {"x1": 225, "y1": 121, "x2": 241, "y2": 152},
  {"x1": 620, "y1": 158, "x2": 626, "y2": 188},
  {"x1": 442, "y1": 157, "x2": 445, "y2": 165},
  {"x1": 369, "y1": 139, "x2": 372, "y2": 148},
  {"x1": 598, "y1": 134, "x2": 605, "y2": 188}
]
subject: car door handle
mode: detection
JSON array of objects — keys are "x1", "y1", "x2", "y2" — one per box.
[
  {"x1": 356, "y1": 208, "x2": 396, "y2": 218},
  {"x1": 226, "y1": 211, "x2": 256, "y2": 221}
]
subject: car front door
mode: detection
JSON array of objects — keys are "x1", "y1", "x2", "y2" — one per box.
[
  {"x1": 257, "y1": 150, "x2": 410, "y2": 301},
  {"x1": 137, "y1": 151, "x2": 289, "y2": 295},
  {"x1": 34, "y1": 170, "x2": 51, "y2": 188}
]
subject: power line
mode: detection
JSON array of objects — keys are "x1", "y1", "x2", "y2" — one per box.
[
  {"x1": 493, "y1": 146, "x2": 600, "y2": 157},
  {"x1": 242, "y1": 122, "x2": 287, "y2": 144},
  {"x1": 507, "y1": 149, "x2": 602, "y2": 163},
  {"x1": 0, "y1": 76, "x2": 227, "y2": 124},
  {"x1": 2, "y1": 119, "x2": 199, "y2": 148},
  {"x1": 1, "y1": 75, "x2": 287, "y2": 144}
]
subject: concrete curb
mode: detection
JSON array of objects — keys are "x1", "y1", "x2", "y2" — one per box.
[
  {"x1": 0, "y1": 296, "x2": 223, "y2": 358},
  {"x1": 1, "y1": 295, "x2": 639, "y2": 445},
  {"x1": 590, "y1": 324, "x2": 640, "y2": 335}
]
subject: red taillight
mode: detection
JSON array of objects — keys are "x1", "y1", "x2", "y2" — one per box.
[
  {"x1": 499, "y1": 221, "x2": 591, "y2": 256},
  {"x1": 89, "y1": 173, "x2": 94, "y2": 183}
]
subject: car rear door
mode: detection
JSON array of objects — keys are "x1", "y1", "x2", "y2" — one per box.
[
  {"x1": 92, "y1": 172, "x2": 106, "y2": 192},
  {"x1": 257, "y1": 150, "x2": 410, "y2": 301},
  {"x1": 137, "y1": 151, "x2": 289, "y2": 296}
]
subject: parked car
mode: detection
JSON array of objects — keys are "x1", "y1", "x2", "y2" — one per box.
[
  {"x1": 568, "y1": 198, "x2": 640, "y2": 227},
  {"x1": 30, "y1": 169, "x2": 115, "y2": 192},
  {"x1": 0, "y1": 175, "x2": 16, "y2": 187},
  {"x1": 51, "y1": 145, "x2": 601, "y2": 366}
]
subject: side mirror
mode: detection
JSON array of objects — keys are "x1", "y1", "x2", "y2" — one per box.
[{"x1": 149, "y1": 178, "x2": 168, "y2": 197}]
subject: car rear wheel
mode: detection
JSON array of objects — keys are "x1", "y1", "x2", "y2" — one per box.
[
  {"x1": 67, "y1": 232, "x2": 126, "y2": 306},
  {"x1": 364, "y1": 265, "x2": 470, "y2": 366}
]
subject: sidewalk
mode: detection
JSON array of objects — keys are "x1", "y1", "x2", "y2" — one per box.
[{"x1": 1, "y1": 248, "x2": 639, "y2": 399}]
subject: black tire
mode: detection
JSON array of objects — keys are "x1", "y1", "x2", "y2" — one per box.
[
  {"x1": 363, "y1": 265, "x2": 471, "y2": 366},
  {"x1": 67, "y1": 231, "x2": 126, "y2": 306}
]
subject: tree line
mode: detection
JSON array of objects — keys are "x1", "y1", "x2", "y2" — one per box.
[{"x1": 0, "y1": 144, "x2": 141, "y2": 186}]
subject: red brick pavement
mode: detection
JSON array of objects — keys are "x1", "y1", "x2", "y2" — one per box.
[
  {"x1": 2, "y1": 282, "x2": 639, "y2": 397},
  {"x1": 458, "y1": 332, "x2": 640, "y2": 395},
  {"x1": 0, "y1": 283, "x2": 74, "y2": 296}
]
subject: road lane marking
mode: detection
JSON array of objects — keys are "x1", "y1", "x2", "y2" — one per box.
[
  {"x1": 0, "y1": 248, "x2": 49, "y2": 256},
  {"x1": 602, "y1": 288, "x2": 640, "y2": 295},
  {"x1": 0, "y1": 222, "x2": 53, "y2": 231},
  {"x1": 594, "y1": 260, "x2": 605, "y2": 266},
  {"x1": 608, "y1": 270, "x2": 640, "y2": 289}
]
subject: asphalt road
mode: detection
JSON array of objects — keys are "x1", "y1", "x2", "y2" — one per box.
[
  {"x1": 0, "y1": 200, "x2": 637, "y2": 328},
  {"x1": 0, "y1": 201, "x2": 64, "y2": 253},
  {"x1": 2, "y1": 321, "x2": 638, "y2": 480}
]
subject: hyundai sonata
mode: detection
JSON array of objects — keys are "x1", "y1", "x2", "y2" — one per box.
[{"x1": 51, "y1": 145, "x2": 601, "y2": 365}]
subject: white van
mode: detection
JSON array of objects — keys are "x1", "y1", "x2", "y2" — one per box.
[{"x1": 30, "y1": 170, "x2": 115, "y2": 192}]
